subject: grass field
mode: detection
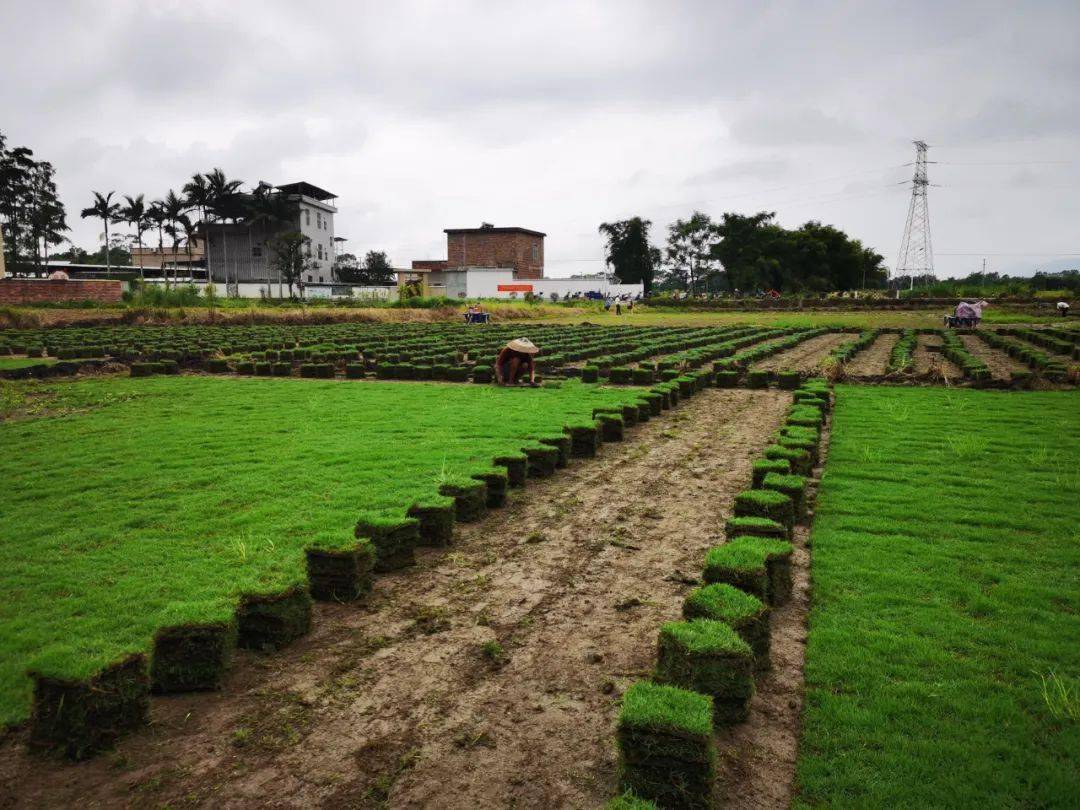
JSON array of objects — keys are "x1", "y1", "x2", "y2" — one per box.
[
  {"x1": 0, "y1": 357, "x2": 57, "y2": 370},
  {"x1": 0, "y1": 376, "x2": 641, "y2": 726},
  {"x1": 536, "y1": 307, "x2": 1067, "y2": 329},
  {"x1": 797, "y1": 386, "x2": 1079, "y2": 806}
]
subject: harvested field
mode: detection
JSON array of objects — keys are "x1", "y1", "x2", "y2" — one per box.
[
  {"x1": 958, "y1": 334, "x2": 1028, "y2": 380},
  {"x1": 0, "y1": 389, "x2": 797, "y2": 808},
  {"x1": 913, "y1": 333, "x2": 962, "y2": 380},
  {"x1": 752, "y1": 332, "x2": 850, "y2": 373},
  {"x1": 841, "y1": 331, "x2": 898, "y2": 377}
]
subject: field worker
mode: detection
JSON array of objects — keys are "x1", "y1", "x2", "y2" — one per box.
[
  {"x1": 495, "y1": 338, "x2": 538, "y2": 385},
  {"x1": 955, "y1": 300, "x2": 977, "y2": 326},
  {"x1": 1058, "y1": 301, "x2": 1070, "y2": 317}
]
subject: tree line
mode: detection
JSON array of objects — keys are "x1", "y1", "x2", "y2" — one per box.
[
  {"x1": 0, "y1": 132, "x2": 68, "y2": 271},
  {"x1": 599, "y1": 210, "x2": 888, "y2": 295}
]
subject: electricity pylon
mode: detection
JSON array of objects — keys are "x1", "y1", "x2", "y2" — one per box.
[{"x1": 896, "y1": 140, "x2": 934, "y2": 290}]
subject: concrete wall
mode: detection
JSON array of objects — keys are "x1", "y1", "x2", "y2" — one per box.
[
  {"x1": 436, "y1": 269, "x2": 642, "y2": 299},
  {"x1": 0, "y1": 278, "x2": 124, "y2": 304}
]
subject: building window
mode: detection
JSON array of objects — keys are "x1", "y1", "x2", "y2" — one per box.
[
  {"x1": 532, "y1": 244, "x2": 539, "y2": 261},
  {"x1": 306, "y1": 274, "x2": 312, "y2": 282},
  {"x1": 305, "y1": 209, "x2": 310, "y2": 226},
  {"x1": 316, "y1": 211, "x2": 322, "y2": 229},
  {"x1": 252, "y1": 245, "x2": 263, "y2": 258},
  {"x1": 318, "y1": 276, "x2": 324, "y2": 283},
  {"x1": 304, "y1": 242, "x2": 311, "y2": 257}
]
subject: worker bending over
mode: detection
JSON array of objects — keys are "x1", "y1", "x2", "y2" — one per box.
[{"x1": 495, "y1": 338, "x2": 539, "y2": 385}]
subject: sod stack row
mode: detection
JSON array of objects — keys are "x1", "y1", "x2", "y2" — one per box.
[{"x1": 610, "y1": 379, "x2": 833, "y2": 810}]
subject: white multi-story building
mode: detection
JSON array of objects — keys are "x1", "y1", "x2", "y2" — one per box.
[{"x1": 203, "y1": 181, "x2": 338, "y2": 286}]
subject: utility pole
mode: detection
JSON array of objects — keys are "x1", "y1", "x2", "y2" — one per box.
[{"x1": 896, "y1": 140, "x2": 934, "y2": 294}]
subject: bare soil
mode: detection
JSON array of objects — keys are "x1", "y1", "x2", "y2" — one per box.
[
  {"x1": 958, "y1": 334, "x2": 1028, "y2": 381},
  {"x1": 842, "y1": 332, "x2": 899, "y2": 378},
  {"x1": 913, "y1": 334, "x2": 962, "y2": 382},
  {"x1": 0, "y1": 389, "x2": 805, "y2": 810},
  {"x1": 753, "y1": 333, "x2": 851, "y2": 373}
]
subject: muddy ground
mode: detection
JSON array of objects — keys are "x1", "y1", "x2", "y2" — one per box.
[
  {"x1": 958, "y1": 334, "x2": 1028, "y2": 381},
  {"x1": 913, "y1": 333, "x2": 962, "y2": 382},
  {"x1": 753, "y1": 333, "x2": 851, "y2": 374},
  {"x1": 842, "y1": 332, "x2": 899, "y2": 378},
  {"x1": 0, "y1": 389, "x2": 807, "y2": 810}
]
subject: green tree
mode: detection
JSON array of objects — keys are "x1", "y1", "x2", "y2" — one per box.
[
  {"x1": 26, "y1": 161, "x2": 68, "y2": 269},
  {"x1": 598, "y1": 217, "x2": 659, "y2": 293},
  {"x1": 161, "y1": 190, "x2": 189, "y2": 284},
  {"x1": 269, "y1": 231, "x2": 313, "y2": 298},
  {"x1": 664, "y1": 211, "x2": 719, "y2": 294},
  {"x1": 79, "y1": 191, "x2": 121, "y2": 277},
  {"x1": 334, "y1": 250, "x2": 395, "y2": 285},
  {"x1": 0, "y1": 134, "x2": 43, "y2": 273}
]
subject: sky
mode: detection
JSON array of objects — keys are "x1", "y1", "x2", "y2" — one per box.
[{"x1": 3, "y1": 0, "x2": 1079, "y2": 279}]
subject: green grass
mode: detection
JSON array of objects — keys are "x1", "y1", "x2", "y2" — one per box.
[
  {"x1": 797, "y1": 386, "x2": 1080, "y2": 807},
  {"x1": 0, "y1": 357, "x2": 57, "y2": 370},
  {"x1": 619, "y1": 680, "x2": 714, "y2": 737},
  {"x1": 0, "y1": 376, "x2": 643, "y2": 725},
  {"x1": 532, "y1": 308, "x2": 1068, "y2": 329}
]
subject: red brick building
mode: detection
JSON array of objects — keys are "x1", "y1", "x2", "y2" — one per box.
[{"x1": 412, "y1": 225, "x2": 545, "y2": 280}]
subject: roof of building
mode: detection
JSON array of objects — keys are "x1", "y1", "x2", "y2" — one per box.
[
  {"x1": 444, "y1": 226, "x2": 546, "y2": 237},
  {"x1": 276, "y1": 181, "x2": 337, "y2": 201}
]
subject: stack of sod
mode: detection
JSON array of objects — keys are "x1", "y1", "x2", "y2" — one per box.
[
  {"x1": 467, "y1": 469, "x2": 506, "y2": 509},
  {"x1": 683, "y1": 583, "x2": 771, "y2": 670},
  {"x1": 724, "y1": 516, "x2": 787, "y2": 541},
  {"x1": 656, "y1": 620, "x2": 755, "y2": 725},
  {"x1": 522, "y1": 443, "x2": 560, "y2": 478},
  {"x1": 407, "y1": 494, "x2": 457, "y2": 544},
  {"x1": 617, "y1": 680, "x2": 717, "y2": 808},
  {"x1": 494, "y1": 452, "x2": 529, "y2": 486},
  {"x1": 534, "y1": 433, "x2": 572, "y2": 468},
  {"x1": 355, "y1": 513, "x2": 420, "y2": 572},
  {"x1": 733, "y1": 488, "x2": 795, "y2": 536},
  {"x1": 150, "y1": 605, "x2": 237, "y2": 692},
  {"x1": 764, "y1": 444, "x2": 812, "y2": 476},
  {"x1": 28, "y1": 653, "x2": 151, "y2": 760},
  {"x1": 746, "y1": 369, "x2": 771, "y2": 389},
  {"x1": 704, "y1": 537, "x2": 794, "y2": 606},
  {"x1": 595, "y1": 412, "x2": 625, "y2": 442},
  {"x1": 632, "y1": 367, "x2": 655, "y2": 385},
  {"x1": 777, "y1": 370, "x2": 801, "y2": 390},
  {"x1": 761, "y1": 473, "x2": 808, "y2": 518},
  {"x1": 235, "y1": 586, "x2": 313, "y2": 650},
  {"x1": 714, "y1": 369, "x2": 740, "y2": 388},
  {"x1": 751, "y1": 457, "x2": 790, "y2": 488},
  {"x1": 306, "y1": 535, "x2": 377, "y2": 600}
]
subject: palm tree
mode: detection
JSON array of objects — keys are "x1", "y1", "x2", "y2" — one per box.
[
  {"x1": 80, "y1": 191, "x2": 120, "y2": 277},
  {"x1": 147, "y1": 199, "x2": 167, "y2": 287},
  {"x1": 161, "y1": 190, "x2": 189, "y2": 285},
  {"x1": 182, "y1": 173, "x2": 211, "y2": 282},
  {"x1": 177, "y1": 214, "x2": 200, "y2": 281},
  {"x1": 246, "y1": 184, "x2": 298, "y2": 297},
  {"x1": 204, "y1": 168, "x2": 243, "y2": 292},
  {"x1": 119, "y1": 194, "x2": 151, "y2": 283}
]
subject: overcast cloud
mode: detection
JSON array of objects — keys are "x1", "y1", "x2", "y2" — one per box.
[{"x1": 3, "y1": 0, "x2": 1078, "y2": 278}]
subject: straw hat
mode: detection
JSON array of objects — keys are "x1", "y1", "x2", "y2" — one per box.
[{"x1": 507, "y1": 338, "x2": 539, "y2": 354}]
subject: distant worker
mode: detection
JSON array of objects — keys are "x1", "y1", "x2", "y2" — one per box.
[
  {"x1": 604, "y1": 298, "x2": 611, "y2": 312},
  {"x1": 1057, "y1": 301, "x2": 1070, "y2": 317},
  {"x1": 495, "y1": 338, "x2": 538, "y2": 385},
  {"x1": 615, "y1": 300, "x2": 622, "y2": 315}
]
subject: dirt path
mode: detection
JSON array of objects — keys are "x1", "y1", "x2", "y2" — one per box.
[
  {"x1": 753, "y1": 333, "x2": 850, "y2": 374},
  {"x1": 842, "y1": 332, "x2": 898, "y2": 378},
  {"x1": 0, "y1": 390, "x2": 794, "y2": 810},
  {"x1": 913, "y1": 334, "x2": 962, "y2": 382},
  {"x1": 958, "y1": 334, "x2": 1028, "y2": 380}
]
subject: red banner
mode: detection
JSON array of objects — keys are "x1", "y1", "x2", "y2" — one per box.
[{"x1": 497, "y1": 284, "x2": 534, "y2": 292}]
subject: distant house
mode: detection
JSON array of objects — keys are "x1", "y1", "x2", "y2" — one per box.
[{"x1": 202, "y1": 181, "x2": 339, "y2": 285}]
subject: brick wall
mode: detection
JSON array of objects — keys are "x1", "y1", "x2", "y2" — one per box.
[
  {"x1": 0, "y1": 279, "x2": 125, "y2": 304},
  {"x1": 411, "y1": 260, "x2": 449, "y2": 271},
  {"x1": 447, "y1": 231, "x2": 544, "y2": 279}
]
